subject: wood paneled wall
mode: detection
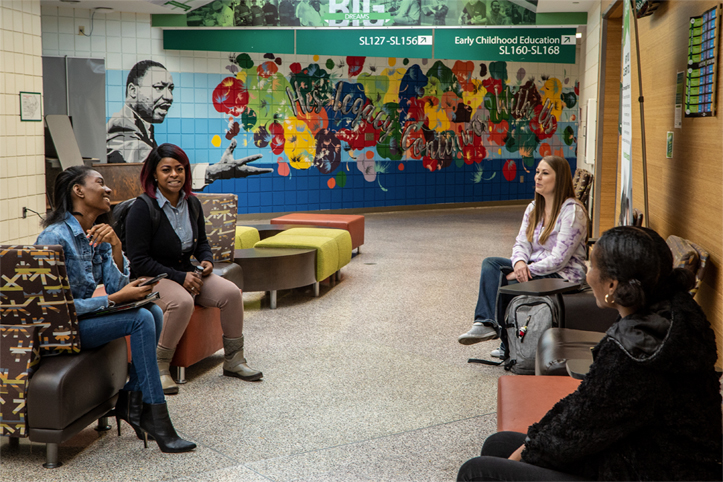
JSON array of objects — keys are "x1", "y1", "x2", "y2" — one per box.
[
  {"x1": 629, "y1": 1, "x2": 723, "y2": 367},
  {"x1": 596, "y1": 15, "x2": 623, "y2": 235}
]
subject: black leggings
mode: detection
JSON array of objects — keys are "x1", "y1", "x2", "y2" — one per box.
[{"x1": 457, "y1": 432, "x2": 590, "y2": 481}]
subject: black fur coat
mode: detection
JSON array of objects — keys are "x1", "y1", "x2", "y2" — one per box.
[{"x1": 522, "y1": 291, "x2": 722, "y2": 481}]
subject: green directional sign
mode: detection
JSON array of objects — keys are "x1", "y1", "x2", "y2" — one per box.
[
  {"x1": 435, "y1": 28, "x2": 577, "y2": 64},
  {"x1": 163, "y1": 29, "x2": 295, "y2": 53},
  {"x1": 297, "y1": 29, "x2": 433, "y2": 58}
]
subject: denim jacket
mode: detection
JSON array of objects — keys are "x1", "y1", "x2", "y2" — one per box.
[{"x1": 36, "y1": 212, "x2": 130, "y2": 315}]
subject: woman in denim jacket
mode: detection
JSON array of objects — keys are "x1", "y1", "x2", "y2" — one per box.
[{"x1": 37, "y1": 166, "x2": 195, "y2": 454}]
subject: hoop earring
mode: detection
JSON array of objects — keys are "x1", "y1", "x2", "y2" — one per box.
[{"x1": 605, "y1": 293, "x2": 615, "y2": 305}]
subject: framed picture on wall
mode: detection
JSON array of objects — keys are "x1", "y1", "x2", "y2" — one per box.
[{"x1": 19, "y1": 92, "x2": 42, "y2": 122}]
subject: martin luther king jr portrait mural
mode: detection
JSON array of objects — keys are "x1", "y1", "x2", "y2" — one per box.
[{"x1": 106, "y1": 60, "x2": 271, "y2": 190}]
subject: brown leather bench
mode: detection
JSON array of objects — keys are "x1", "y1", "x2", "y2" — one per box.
[
  {"x1": 1, "y1": 245, "x2": 127, "y2": 468},
  {"x1": 497, "y1": 375, "x2": 581, "y2": 433}
]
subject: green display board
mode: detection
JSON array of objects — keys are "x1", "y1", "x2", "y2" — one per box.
[
  {"x1": 435, "y1": 28, "x2": 577, "y2": 64},
  {"x1": 685, "y1": 6, "x2": 718, "y2": 117},
  {"x1": 296, "y1": 29, "x2": 433, "y2": 58},
  {"x1": 163, "y1": 29, "x2": 295, "y2": 53}
]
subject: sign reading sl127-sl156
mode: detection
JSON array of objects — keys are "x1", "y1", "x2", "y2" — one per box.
[
  {"x1": 297, "y1": 29, "x2": 433, "y2": 58},
  {"x1": 436, "y1": 28, "x2": 577, "y2": 64}
]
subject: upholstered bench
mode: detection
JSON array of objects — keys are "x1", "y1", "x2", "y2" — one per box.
[
  {"x1": 270, "y1": 213, "x2": 365, "y2": 252},
  {"x1": 170, "y1": 305, "x2": 224, "y2": 383},
  {"x1": 254, "y1": 233, "x2": 342, "y2": 283},
  {"x1": 26, "y1": 338, "x2": 127, "y2": 467},
  {"x1": 235, "y1": 226, "x2": 261, "y2": 249},
  {"x1": 275, "y1": 227, "x2": 352, "y2": 273},
  {"x1": 497, "y1": 375, "x2": 581, "y2": 433}
]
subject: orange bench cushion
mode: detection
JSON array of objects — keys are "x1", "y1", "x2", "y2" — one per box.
[
  {"x1": 270, "y1": 213, "x2": 364, "y2": 250},
  {"x1": 497, "y1": 375, "x2": 581, "y2": 433},
  {"x1": 93, "y1": 286, "x2": 224, "y2": 369},
  {"x1": 171, "y1": 305, "x2": 224, "y2": 368}
]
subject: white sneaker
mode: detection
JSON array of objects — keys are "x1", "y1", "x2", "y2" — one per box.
[
  {"x1": 490, "y1": 348, "x2": 506, "y2": 359},
  {"x1": 458, "y1": 322, "x2": 499, "y2": 345}
]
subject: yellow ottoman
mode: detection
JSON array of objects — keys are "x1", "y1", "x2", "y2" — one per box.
[
  {"x1": 235, "y1": 226, "x2": 260, "y2": 249},
  {"x1": 254, "y1": 235, "x2": 339, "y2": 282},
  {"x1": 275, "y1": 228, "x2": 352, "y2": 269}
]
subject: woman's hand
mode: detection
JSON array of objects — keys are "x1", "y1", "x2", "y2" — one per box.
[
  {"x1": 183, "y1": 271, "x2": 203, "y2": 295},
  {"x1": 86, "y1": 223, "x2": 120, "y2": 248},
  {"x1": 87, "y1": 223, "x2": 125, "y2": 270},
  {"x1": 508, "y1": 444, "x2": 524, "y2": 461},
  {"x1": 108, "y1": 279, "x2": 153, "y2": 304},
  {"x1": 200, "y1": 260, "x2": 213, "y2": 277},
  {"x1": 511, "y1": 260, "x2": 532, "y2": 283}
]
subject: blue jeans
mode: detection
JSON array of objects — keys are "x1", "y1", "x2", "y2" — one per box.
[
  {"x1": 78, "y1": 304, "x2": 165, "y2": 404},
  {"x1": 474, "y1": 257, "x2": 561, "y2": 350}
]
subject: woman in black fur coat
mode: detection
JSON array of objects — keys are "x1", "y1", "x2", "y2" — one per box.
[{"x1": 458, "y1": 226, "x2": 722, "y2": 481}]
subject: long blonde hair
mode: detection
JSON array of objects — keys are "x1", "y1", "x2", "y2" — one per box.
[{"x1": 526, "y1": 156, "x2": 576, "y2": 244}]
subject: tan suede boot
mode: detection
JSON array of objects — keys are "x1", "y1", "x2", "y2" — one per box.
[
  {"x1": 222, "y1": 335, "x2": 263, "y2": 381},
  {"x1": 156, "y1": 346, "x2": 179, "y2": 395}
]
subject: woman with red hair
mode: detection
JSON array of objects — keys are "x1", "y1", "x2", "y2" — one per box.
[{"x1": 125, "y1": 143, "x2": 262, "y2": 395}]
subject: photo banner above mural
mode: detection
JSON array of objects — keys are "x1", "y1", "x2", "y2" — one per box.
[
  {"x1": 435, "y1": 28, "x2": 577, "y2": 64},
  {"x1": 296, "y1": 28, "x2": 433, "y2": 58},
  {"x1": 163, "y1": 28, "x2": 295, "y2": 52},
  {"x1": 153, "y1": 0, "x2": 538, "y2": 28}
]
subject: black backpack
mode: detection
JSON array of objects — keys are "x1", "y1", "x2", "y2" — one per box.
[{"x1": 112, "y1": 194, "x2": 161, "y2": 253}]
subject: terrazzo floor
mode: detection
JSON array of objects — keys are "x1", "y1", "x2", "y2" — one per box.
[{"x1": 1, "y1": 205, "x2": 527, "y2": 482}]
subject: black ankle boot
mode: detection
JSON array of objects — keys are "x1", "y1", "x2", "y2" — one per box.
[
  {"x1": 139, "y1": 402, "x2": 196, "y2": 453},
  {"x1": 115, "y1": 390, "x2": 153, "y2": 441}
]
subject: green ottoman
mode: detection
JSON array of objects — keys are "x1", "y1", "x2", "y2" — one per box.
[
  {"x1": 254, "y1": 235, "x2": 339, "y2": 282},
  {"x1": 235, "y1": 226, "x2": 260, "y2": 249},
  {"x1": 275, "y1": 228, "x2": 352, "y2": 270}
]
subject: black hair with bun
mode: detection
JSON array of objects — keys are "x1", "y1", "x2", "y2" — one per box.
[{"x1": 594, "y1": 226, "x2": 694, "y2": 310}]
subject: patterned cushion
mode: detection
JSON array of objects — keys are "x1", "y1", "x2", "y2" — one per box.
[
  {"x1": 197, "y1": 194, "x2": 238, "y2": 263},
  {"x1": 666, "y1": 236, "x2": 709, "y2": 296},
  {"x1": 0, "y1": 245, "x2": 81, "y2": 355},
  {"x1": 0, "y1": 324, "x2": 41, "y2": 437},
  {"x1": 573, "y1": 168, "x2": 593, "y2": 210}
]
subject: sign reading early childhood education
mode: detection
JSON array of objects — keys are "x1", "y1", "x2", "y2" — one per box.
[
  {"x1": 435, "y1": 28, "x2": 577, "y2": 64},
  {"x1": 296, "y1": 29, "x2": 433, "y2": 58}
]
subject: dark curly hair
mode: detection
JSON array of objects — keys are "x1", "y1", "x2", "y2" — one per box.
[{"x1": 594, "y1": 226, "x2": 694, "y2": 309}]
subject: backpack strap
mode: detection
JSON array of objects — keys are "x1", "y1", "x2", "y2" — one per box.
[
  {"x1": 138, "y1": 193, "x2": 161, "y2": 235},
  {"x1": 187, "y1": 195, "x2": 201, "y2": 223},
  {"x1": 468, "y1": 357, "x2": 505, "y2": 366}
]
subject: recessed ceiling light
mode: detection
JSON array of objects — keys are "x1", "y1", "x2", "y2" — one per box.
[{"x1": 576, "y1": 32, "x2": 582, "y2": 38}]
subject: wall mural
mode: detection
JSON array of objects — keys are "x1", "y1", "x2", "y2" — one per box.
[{"x1": 106, "y1": 53, "x2": 578, "y2": 213}]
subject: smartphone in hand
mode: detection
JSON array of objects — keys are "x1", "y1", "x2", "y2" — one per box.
[{"x1": 138, "y1": 273, "x2": 168, "y2": 287}]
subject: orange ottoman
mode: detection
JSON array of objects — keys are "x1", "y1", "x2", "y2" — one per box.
[
  {"x1": 270, "y1": 213, "x2": 365, "y2": 252},
  {"x1": 170, "y1": 305, "x2": 224, "y2": 383},
  {"x1": 497, "y1": 375, "x2": 581, "y2": 433}
]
